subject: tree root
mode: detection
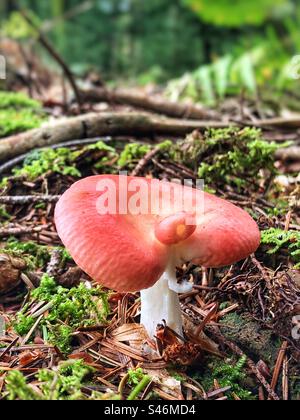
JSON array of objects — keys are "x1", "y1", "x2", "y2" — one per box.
[
  {"x1": 1, "y1": 111, "x2": 299, "y2": 163},
  {"x1": 0, "y1": 112, "x2": 228, "y2": 162},
  {"x1": 80, "y1": 87, "x2": 219, "y2": 120}
]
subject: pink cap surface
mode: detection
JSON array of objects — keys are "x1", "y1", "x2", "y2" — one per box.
[{"x1": 55, "y1": 175, "x2": 260, "y2": 292}]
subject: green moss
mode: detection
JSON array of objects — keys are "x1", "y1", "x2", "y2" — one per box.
[
  {"x1": 4, "y1": 359, "x2": 99, "y2": 400},
  {"x1": 127, "y1": 368, "x2": 146, "y2": 385},
  {"x1": 195, "y1": 127, "x2": 288, "y2": 190},
  {"x1": 86, "y1": 141, "x2": 118, "y2": 172},
  {"x1": 118, "y1": 143, "x2": 151, "y2": 168},
  {"x1": 86, "y1": 140, "x2": 116, "y2": 154},
  {"x1": 0, "y1": 108, "x2": 45, "y2": 137},
  {"x1": 266, "y1": 199, "x2": 290, "y2": 217},
  {"x1": 261, "y1": 228, "x2": 300, "y2": 268},
  {"x1": 13, "y1": 147, "x2": 82, "y2": 179},
  {"x1": 11, "y1": 140, "x2": 118, "y2": 180},
  {"x1": 117, "y1": 140, "x2": 173, "y2": 171},
  {"x1": 0, "y1": 91, "x2": 41, "y2": 110},
  {"x1": 3, "y1": 238, "x2": 52, "y2": 270},
  {"x1": 0, "y1": 91, "x2": 45, "y2": 137},
  {"x1": 192, "y1": 356, "x2": 255, "y2": 400},
  {"x1": 14, "y1": 314, "x2": 35, "y2": 336},
  {"x1": 14, "y1": 275, "x2": 110, "y2": 353},
  {"x1": 5, "y1": 371, "x2": 42, "y2": 400},
  {"x1": 164, "y1": 127, "x2": 287, "y2": 190},
  {"x1": 220, "y1": 312, "x2": 281, "y2": 364}
]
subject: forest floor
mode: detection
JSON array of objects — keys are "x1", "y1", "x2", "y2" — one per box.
[{"x1": 0, "y1": 81, "x2": 299, "y2": 401}]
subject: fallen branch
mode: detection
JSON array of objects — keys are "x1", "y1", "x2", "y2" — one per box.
[
  {"x1": 275, "y1": 146, "x2": 300, "y2": 162},
  {"x1": 81, "y1": 87, "x2": 218, "y2": 120},
  {"x1": 256, "y1": 117, "x2": 300, "y2": 129},
  {"x1": 0, "y1": 112, "x2": 228, "y2": 162},
  {"x1": 0, "y1": 195, "x2": 61, "y2": 205},
  {"x1": 1, "y1": 111, "x2": 298, "y2": 163},
  {"x1": 269, "y1": 341, "x2": 288, "y2": 400},
  {"x1": 131, "y1": 146, "x2": 161, "y2": 177},
  {"x1": 0, "y1": 225, "x2": 50, "y2": 238}
]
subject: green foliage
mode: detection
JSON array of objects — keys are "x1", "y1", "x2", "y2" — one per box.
[
  {"x1": 1, "y1": 11, "x2": 38, "y2": 39},
  {"x1": 0, "y1": 177, "x2": 8, "y2": 190},
  {"x1": 0, "y1": 91, "x2": 45, "y2": 137},
  {"x1": 3, "y1": 238, "x2": 52, "y2": 269},
  {"x1": 5, "y1": 371, "x2": 42, "y2": 400},
  {"x1": 166, "y1": 18, "x2": 300, "y2": 105},
  {"x1": 38, "y1": 359, "x2": 94, "y2": 400},
  {"x1": 261, "y1": 228, "x2": 300, "y2": 268},
  {"x1": 5, "y1": 359, "x2": 96, "y2": 400},
  {"x1": 1, "y1": 0, "x2": 298, "y2": 89},
  {"x1": 86, "y1": 141, "x2": 118, "y2": 172},
  {"x1": 117, "y1": 140, "x2": 172, "y2": 169},
  {"x1": 169, "y1": 127, "x2": 284, "y2": 191},
  {"x1": 127, "y1": 368, "x2": 146, "y2": 386},
  {"x1": 0, "y1": 91, "x2": 41, "y2": 109},
  {"x1": 14, "y1": 275, "x2": 110, "y2": 353},
  {"x1": 12, "y1": 141, "x2": 117, "y2": 180},
  {"x1": 212, "y1": 357, "x2": 254, "y2": 400},
  {"x1": 137, "y1": 66, "x2": 167, "y2": 85},
  {"x1": 13, "y1": 147, "x2": 82, "y2": 179},
  {"x1": 14, "y1": 314, "x2": 35, "y2": 336},
  {"x1": 166, "y1": 50, "x2": 261, "y2": 104},
  {"x1": 194, "y1": 127, "x2": 285, "y2": 190},
  {"x1": 0, "y1": 108, "x2": 45, "y2": 137},
  {"x1": 118, "y1": 143, "x2": 151, "y2": 168},
  {"x1": 196, "y1": 356, "x2": 254, "y2": 400},
  {"x1": 182, "y1": 0, "x2": 286, "y2": 27},
  {"x1": 127, "y1": 368, "x2": 151, "y2": 401},
  {"x1": 86, "y1": 140, "x2": 116, "y2": 154}
]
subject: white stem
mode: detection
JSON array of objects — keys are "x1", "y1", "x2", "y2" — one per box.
[{"x1": 140, "y1": 270, "x2": 183, "y2": 339}]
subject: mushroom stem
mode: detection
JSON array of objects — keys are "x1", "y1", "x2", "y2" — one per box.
[
  {"x1": 140, "y1": 261, "x2": 192, "y2": 339},
  {"x1": 140, "y1": 272, "x2": 182, "y2": 339}
]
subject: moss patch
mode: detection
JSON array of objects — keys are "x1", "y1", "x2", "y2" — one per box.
[
  {"x1": 220, "y1": 312, "x2": 281, "y2": 364},
  {"x1": 0, "y1": 91, "x2": 46, "y2": 137}
]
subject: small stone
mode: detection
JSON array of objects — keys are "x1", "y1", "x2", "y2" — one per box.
[{"x1": 0, "y1": 254, "x2": 26, "y2": 295}]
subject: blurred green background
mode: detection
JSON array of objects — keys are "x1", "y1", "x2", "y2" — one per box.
[{"x1": 1, "y1": 0, "x2": 300, "y2": 104}]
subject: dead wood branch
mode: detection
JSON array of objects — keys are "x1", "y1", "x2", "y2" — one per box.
[
  {"x1": 131, "y1": 146, "x2": 161, "y2": 176},
  {"x1": 257, "y1": 117, "x2": 300, "y2": 129},
  {"x1": 0, "y1": 225, "x2": 50, "y2": 238},
  {"x1": 0, "y1": 112, "x2": 228, "y2": 162},
  {"x1": 275, "y1": 146, "x2": 300, "y2": 162},
  {"x1": 269, "y1": 341, "x2": 288, "y2": 400},
  {"x1": 1, "y1": 111, "x2": 298, "y2": 163},
  {"x1": 0, "y1": 195, "x2": 60, "y2": 205},
  {"x1": 83, "y1": 89, "x2": 300, "y2": 128},
  {"x1": 81, "y1": 87, "x2": 218, "y2": 120}
]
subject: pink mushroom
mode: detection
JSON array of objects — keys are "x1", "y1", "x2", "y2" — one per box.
[{"x1": 55, "y1": 175, "x2": 260, "y2": 339}]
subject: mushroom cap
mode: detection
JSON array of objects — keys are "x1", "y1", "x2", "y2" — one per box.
[{"x1": 55, "y1": 175, "x2": 260, "y2": 292}]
